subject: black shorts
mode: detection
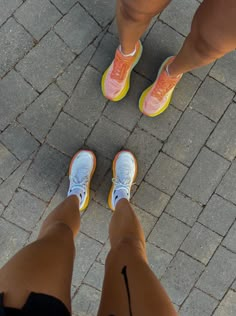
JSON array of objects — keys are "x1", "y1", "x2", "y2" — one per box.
[{"x1": 0, "y1": 292, "x2": 70, "y2": 316}]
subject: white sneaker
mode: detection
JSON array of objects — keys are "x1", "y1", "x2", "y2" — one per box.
[
  {"x1": 68, "y1": 150, "x2": 96, "y2": 211},
  {"x1": 108, "y1": 151, "x2": 138, "y2": 211}
]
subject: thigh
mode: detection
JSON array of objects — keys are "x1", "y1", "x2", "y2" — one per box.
[{"x1": 0, "y1": 223, "x2": 75, "y2": 312}]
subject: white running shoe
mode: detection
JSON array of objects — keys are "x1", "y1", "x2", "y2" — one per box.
[
  {"x1": 68, "y1": 150, "x2": 96, "y2": 211},
  {"x1": 108, "y1": 150, "x2": 138, "y2": 211}
]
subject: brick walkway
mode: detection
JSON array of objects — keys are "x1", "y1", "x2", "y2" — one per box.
[{"x1": 0, "y1": 1, "x2": 236, "y2": 315}]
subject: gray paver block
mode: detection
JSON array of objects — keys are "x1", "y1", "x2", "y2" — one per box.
[
  {"x1": 163, "y1": 109, "x2": 215, "y2": 166},
  {"x1": 213, "y1": 290, "x2": 236, "y2": 316},
  {"x1": 125, "y1": 128, "x2": 162, "y2": 185},
  {"x1": 15, "y1": 0, "x2": 62, "y2": 40},
  {"x1": 131, "y1": 204, "x2": 156, "y2": 239},
  {"x1": 86, "y1": 116, "x2": 130, "y2": 160},
  {"x1": 54, "y1": 3, "x2": 101, "y2": 54},
  {"x1": 216, "y1": 161, "x2": 236, "y2": 205},
  {"x1": 148, "y1": 213, "x2": 190, "y2": 255},
  {"x1": 79, "y1": 0, "x2": 115, "y2": 27},
  {"x1": 222, "y1": 222, "x2": 236, "y2": 252},
  {"x1": 146, "y1": 243, "x2": 173, "y2": 279},
  {"x1": 132, "y1": 181, "x2": 170, "y2": 217},
  {"x1": 21, "y1": 144, "x2": 69, "y2": 202},
  {"x1": 91, "y1": 153, "x2": 111, "y2": 191},
  {"x1": 0, "y1": 18, "x2": 34, "y2": 77},
  {"x1": 179, "y1": 288, "x2": 218, "y2": 316},
  {"x1": 64, "y1": 66, "x2": 107, "y2": 127},
  {"x1": 191, "y1": 62, "x2": 214, "y2": 80},
  {"x1": 84, "y1": 261, "x2": 104, "y2": 291},
  {"x1": 47, "y1": 112, "x2": 90, "y2": 156},
  {"x1": 0, "y1": 160, "x2": 31, "y2": 206},
  {"x1": 72, "y1": 284, "x2": 101, "y2": 316},
  {"x1": 96, "y1": 239, "x2": 110, "y2": 265},
  {"x1": 4, "y1": 188, "x2": 46, "y2": 230},
  {"x1": 51, "y1": 0, "x2": 78, "y2": 14},
  {"x1": 81, "y1": 201, "x2": 111, "y2": 243},
  {"x1": 93, "y1": 170, "x2": 112, "y2": 208},
  {"x1": 196, "y1": 246, "x2": 236, "y2": 300},
  {"x1": 189, "y1": 77, "x2": 234, "y2": 122},
  {"x1": 18, "y1": 83, "x2": 67, "y2": 142},
  {"x1": 146, "y1": 152, "x2": 188, "y2": 196},
  {"x1": 0, "y1": 0, "x2": 22, "y2": 26},
  {"x1": 161, "y1": 251, "x2": 204, "y2": 305},
  {"x1": 160, "y1": 0, "x2": 199, "y2": 36},
  {"x1": 0, "y1": 218, "x2": 29, "y2": 267},
  {"x1": 138, "y1": 105, "x2": 182, "y2": 141},
  {"x1": 0, "y1": 123, "x2": 39, "y2": 161},
  {"x1": 180, "y1": 147, "x2": 230, "y2": 204},
  {"x1": 207, "y1": 102, "x2": 236, "y2": 161},
  {"x1": 165, "y1": 191, "x2": 202, "y2": 226},
  {"x1": 231, "y1": 279, "x2": 236, "y2": 291},
  {"x1": 16, "y1": 31, "x2": 75, "y2": 92},
  {"x1": 210, "y1": 51, "x2": 236, "y2": 91},
  {"x1": 0, "y1": 70, "x2": 38, "y2": 131},
  {"x1": 198, "y1": 194, "x2": 236, "y2": 236},
  {"x1": 181, "y1": 222, "x2": 222, "y2": 264},
  {"x1": 0, "y1": 143, "x2": 19, "y2": 180},
  {"x1": 0, "y1": 203, "x2": 4, "y2": 216},
  {"x1": 57, "y1": 45, "x2": 96, "y2": 96}
]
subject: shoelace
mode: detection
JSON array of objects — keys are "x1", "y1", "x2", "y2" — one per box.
[
  {"x1": 152, "y1": 69, "x2": 180, "y2": 100},
  {"x1": 110, "y1": 52, "x2": 130, "y2": 81},
  {"x1": 70, "y1": 172, "x2": 89, "y2": 194}
]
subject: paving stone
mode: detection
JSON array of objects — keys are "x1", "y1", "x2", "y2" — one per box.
[
  {"x1": 72, "y1": 233, "x2": 102, "y2": 287},
  {"x1": 57, "y1": 45, "x2": 96, "y2": 95},
  {"x1": 72, "y1": 284, "x2": 100, "y2": 316},
  {"x1": 171, "y1": 73, "x2": 201, "y2": 111},
  {"x1": 47, "y1": 112, "x2": 90, "y2": 156},
  {"x1": 81, "y1": 201, "x2": 111, "y2": 243},
  {"x1": 104, "y1": 73, "x2": 148, "y2": 131},
  {"x1": 0, "y1": 203, "x2": 4, "y2": 216},
  {"x1": 0, "y1": 123, "x2": 39, "y2": 161},
  {"x1": 146, "y1": 243, "x2": 173, "y2": 279},
  {"x1": 207, "y1": 102, "x2": 236, "y2": 161},
  {"x1": 222, "y1": 221, "x2": 236, "y2": 252},
  {"x1": 0, "y1": 217, "x2": 29, "y2": 267},
  {"x1": 84, "y1": 261, "x2": 104, "y2": 291},
  {"x1": 96, "y1": 239, "x2": 110, "y2": 265},
  {"x1": 4, "y1": 188, "x2": 46, "y2": 230},
  {"x1": 64, "y1": 66, "x2": 107, "y2": 127},
  {"x1": 54, "y1": 3, "x2": 101, "y2": 54},
  {"x1": 0, "y1": 18, "x2": 34, "y2": 77},
  {"x1": 132, "y1": 181, "x2": 170, "y2": 217},
  {"x1": 196, "y1": 246, "x2": 236, "y2": 300},
  {"x1": 93, "y1": 169, "x2": 112, "y2": 208},
  {"x1": 198, "y1": 194, "x2": 236, "y2": 236},
  {"x1": 148, "y1": 213, "x2": 190, "y2": 255},
  {"x1": 0, "y1": 143, "x2": 20, "y2": 180},
  {"x1": 179, "y1": 288, "x2": 218, "y2": 316},
  {"x1": 0, "y1": 0, "x2": 22, "y2": 26},
  {"x1": 125, "y1": 128, "x2": 162, "y2": 184},
  {"x1": 0, "y1": 160, "x2": 31, "y2": 206},
  {"x1": 86, "y1": 116, "x2": 130, "y2": 160},
  {"x1": 191, "y1": 62, "x2": 214, "y2": 80},
  {"x1": 189, "y1": 77, "x2": 234, "y2": 122},
  {"x1": 138, "y1": 105, "x2": 182, "y2": 141},
  {"x1": 131, "y1": 204, "x2": 156, "y2": 239},
  {"x1": 91, "y1": 153, "x2": 111, "y2": 191},
  {"x1": 210, "y1": 51, "x2": 236, "y2": 91},
  {"x1": 79, "y1": 0, "x2": 115, "y2": 27},
  {"x1": 0, "y1": 70, "x2": 38, "y2": 131},
  {"x1": 18, "y1": 83, "x2": 67, "y2": 142},
  {"x1": 136, "y1": 21, "x2": 184, "y2": 81},
  {"x1": 163, "y1": 109, "x2": 215, "y2": 166},
  {"x1": 16, "y1": 31, "x2": 75, "y2": 92},
  {"x1": 231, "y1": 279, "x2": 236, "y2": 291},
  {"x1": 216, "y1": 161, "x2": 236, "y2": 205},
  {"x1": 181, "y1": 222, "x2": 222, "y2": 264},
  {"x1": 180, "y1": 147, "x2": 230, "y2": 204},
  {"x1": 165, "y1": 191, "x2": 202, "y2": 226},
  {"x1": 213, "y1": 290, "x2": 236, "y2": 316},
  {"x1": 146, "y1": 152, "x2": 188, "y2": 196},
  {"x1": 21, "y1": 144, "x2": 69, "y2": 202},
  {"x1": 15, "y1": 0, "x2": 62, "y2": 40},
  {"x1": 51, "y1": 0, "x2": 78, "y2": 14},
  {"x1": 160, "y1": 0, "x2": 199, "y2": 36},
  {"x1": 161, "y1": 252, "x2": 204, "y2": 305}
]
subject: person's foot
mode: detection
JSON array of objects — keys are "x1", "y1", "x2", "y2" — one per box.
[
  {"x1": 101, "y1": 41, "x2": 143, "y2": 101},
  {"x1": 68, "y1": 150, "x2": 96, "y2": 211},
  {"x1": 139, "y1": 56, "x2": 182, "y2": 117},
  {"x1": 108, "y1": 151, "x2": 137, "y2": 211}
]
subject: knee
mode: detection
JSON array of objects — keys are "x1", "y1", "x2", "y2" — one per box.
[{"x1": 119, "y1": 0, "x2": 155, "y2": 24}]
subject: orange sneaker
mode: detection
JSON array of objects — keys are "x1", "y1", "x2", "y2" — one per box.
[
  {"x1": 101, "y1": 41, "x2": 143, "y2": 101},
  {"x1": 139, "y1": 56, "x2": 182, "y2": 117}
]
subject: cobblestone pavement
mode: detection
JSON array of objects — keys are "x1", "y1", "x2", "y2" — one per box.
[{"x1": 1, "y1": 1, "x2": 236, "y2": 315}]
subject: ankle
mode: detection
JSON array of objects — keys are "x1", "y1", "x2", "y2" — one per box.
[
  {"x1": 166, "y1": 63, "x2": 182, "y2": 78},
  {"x1": 119, "y1": 45, "x2": 136, "y2": 57}
]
